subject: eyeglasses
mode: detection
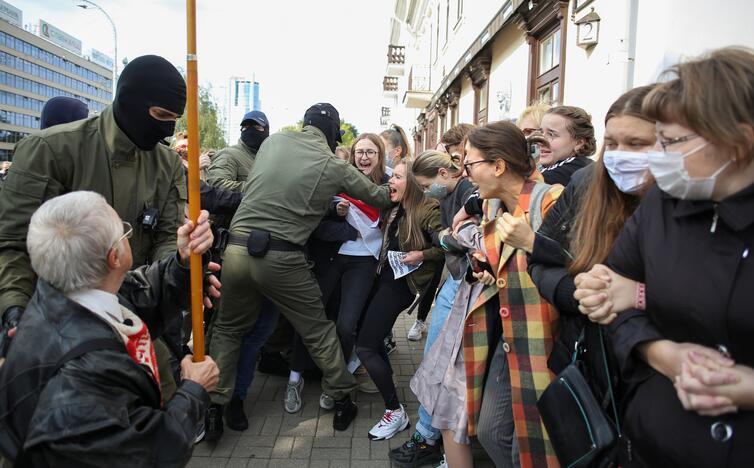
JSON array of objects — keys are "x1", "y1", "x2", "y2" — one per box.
[
  {"x1": 355, "y1": 149, "x2": 378, "y2": 157},
  {"x1": 657, "y1": 133, "x2": 699, "y2": 151},
  {"x1": 463, "y1": 160, "x2": 492, "y2": 174},
  {"x1": 112, "y1": 221, "x2": 133, "y2": 250}
]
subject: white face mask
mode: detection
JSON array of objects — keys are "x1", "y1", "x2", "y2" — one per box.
[
  {"x1": 603, "y1": 150, "x2": 650, "y2": 194},
  {"x1": 647, "y1": 142, "x2": 732, "y2": 200}
]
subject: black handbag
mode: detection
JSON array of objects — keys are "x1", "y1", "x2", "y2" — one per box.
[{"x1": 537, "y1": 326, "x2": 621, "y2": 468}]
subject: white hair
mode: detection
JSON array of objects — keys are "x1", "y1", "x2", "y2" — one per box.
[{"x1": 27, "y1": 191, "x2": 123, "y2": 293}]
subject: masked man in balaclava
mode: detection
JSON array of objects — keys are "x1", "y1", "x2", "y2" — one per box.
[
  {"x1": 203, "y1": 103, "x2": 392, "y2": 440},
  {"x1": 207, "y1": 110, "x2": 270, "y2": 193},
  {"x1": 0, "y1": 55, "x2": 191, "y2": 397}
]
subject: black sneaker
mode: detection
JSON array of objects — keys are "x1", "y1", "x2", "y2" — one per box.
[
  {"x1": 225, "y1": 396, "x2": 248, "y2": 431},
  {"x1": 384, "y1": 336, "x2": 398, "y2": 356},
  {"x1": 333, "y1": 396, "x2": 358, "y2": 431},
  {"x1": 257, "y1": 351, "x2": 290, "y2": 377},
  {"x1": 388, "y1": 432, "x2": 444, "y2": 467},
  {"x1": 204, "y1": 403, "x2": 224, "y2": 442}
]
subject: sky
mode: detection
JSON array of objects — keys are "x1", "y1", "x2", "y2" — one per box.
[{"x1": 12, "y1": 0, "x2": 394, "y2": 133}]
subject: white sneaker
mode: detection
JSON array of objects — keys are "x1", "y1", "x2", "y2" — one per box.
[
  {"x1": 319, "y1": 392, "x2": 335, "y2": 410},
  {"x1": 407, "y1": 319, "x2": 426, "y2": 341},
  {"x1": 435, "y1": 454, "x2": 448, "y2": 468},
  {"x1": 284, "y1": 378, "x2": 304, "y2": 414},
  {"x1": 368, "y1": 404, "x2": 410, "y2": 440}
]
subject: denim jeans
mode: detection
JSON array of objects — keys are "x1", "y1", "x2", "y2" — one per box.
[
  {"x1": 416, "y1": 277, "x2": 461, "y2": 441},
  {"x1": 232, "y1": 299, "x2": 279, "y2": 400}
]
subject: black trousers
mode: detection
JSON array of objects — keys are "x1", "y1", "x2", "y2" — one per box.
[
  {"x1": 355, "y1": 268, "x2": 415, "y2": 409},
  {"x1": 291, "y1": 254, "x2": 377, "y2": 372},
  {"x1": 416, "y1": 265, "x2": 443, "y2": 322}
]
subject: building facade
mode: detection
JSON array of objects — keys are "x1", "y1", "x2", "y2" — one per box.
[
  {"x1": 0, "y1": 7, "x2": 112, "y2": 161},
  {"x1": 225, "y1": 76, "x2": 261, "y2": 144},
  {"x1": 381, "y1": 0, "x2": 754, "y2": 154}
]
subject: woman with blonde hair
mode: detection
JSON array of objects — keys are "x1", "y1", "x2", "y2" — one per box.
[{"x1": 381, "y1": 124, "x2": 412, "y2": 171}]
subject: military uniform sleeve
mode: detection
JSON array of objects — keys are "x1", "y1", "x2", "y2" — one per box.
[
  {"x1": 150, "y1": 161, "x2": 185, "y2": 263},
  {"x1": 339, "y1": 163, "x2": 393, "y2": 209},
  {"x1": 0, "y1": 136, "x2": 69, "y2": 313},
  {"x1": 207, "y1": 151, "x2": 243, "y2": 191}
]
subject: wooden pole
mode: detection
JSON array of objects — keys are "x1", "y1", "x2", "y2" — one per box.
[{"x1": 186, "y1": 0, "x2": 204, "y2": 361}]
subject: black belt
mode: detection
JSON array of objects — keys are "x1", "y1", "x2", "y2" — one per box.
[{"x1": 228, "y1": 233, "x2": 304, "y2": 252}]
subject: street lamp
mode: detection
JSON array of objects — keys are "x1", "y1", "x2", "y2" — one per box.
[{"x1": 76, "y1": 0, "x2": 118, "y2": 82}]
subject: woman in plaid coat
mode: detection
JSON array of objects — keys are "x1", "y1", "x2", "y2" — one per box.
[{"x1": 461, "y1": 121, "x2": 564, "y2": 468}]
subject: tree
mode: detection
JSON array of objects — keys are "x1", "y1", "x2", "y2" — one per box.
[
  {"x1": 278, "y1": 119, "x2": 359, "y2": 148},
  {"x1": 175, "y1": 86, "x2": 227, "y2": 150}
]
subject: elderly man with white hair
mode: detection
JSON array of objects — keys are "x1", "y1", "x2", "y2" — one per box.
[{"x1": 0, "y1": 191, "x2": 220, "y2": 468}]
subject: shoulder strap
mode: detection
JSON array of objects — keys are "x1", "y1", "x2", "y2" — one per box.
[
  {"x1": 529, "y1": 182, "x2": 552, "y2": 232},
  {"x1": 0, "y1": 338, "x2": 123, "y2": 466}
]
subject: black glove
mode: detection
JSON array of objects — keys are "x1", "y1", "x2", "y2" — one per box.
[{"x1": 0, "y1": 306, "x2": 23, "y2": 357}]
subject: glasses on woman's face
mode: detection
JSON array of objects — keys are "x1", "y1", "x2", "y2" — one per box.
[
  {"x1": 462, "y1": 159, "x2": 492, "y2": 175},
  {"x1": 354, "y1": 149, "x2": 378, "y2": 157},
  {"x1": 656, "y1": 133, "x2": 699, "y2": 152}
]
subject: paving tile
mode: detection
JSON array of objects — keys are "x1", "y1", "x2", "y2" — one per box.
[
  {"x1": 290, "y1": 436, "x2": 313, "y2": 459},
  {"x1": 310, "y1": 447, "x2": 351, "y2": 460}
]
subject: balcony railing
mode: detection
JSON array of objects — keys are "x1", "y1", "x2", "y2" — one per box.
[
  {"x1": 381, "y1": 107, "x2": 391, "y2": 117},
  {"x1": 387, "y1": 45, "x2": 405, "y2": 65},
  {"x1": 383, "y1": 76, "x2": 398, "y2": 92},
  {"x1": 407, "y1": 65, "x2": 431, "y2": 92}
]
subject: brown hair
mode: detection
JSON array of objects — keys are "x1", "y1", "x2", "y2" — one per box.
[
  {"x1": 568, "y1": 85, "x2": 657, "y2": 274},
  {"x1": 381, "y1": 124, "x2": 412, "y2": 162},
  {"x1": 441, "y1": 123, "x2": 475, "y2": 147},
  {"x1": 391, "y1": 160, "x2": 429, "y2": 251},
  {"x1": 349, "y1": 133, "x2": 386, "y2": 185},
  {"x1": 466, "y1": 121, "x2": 536, "y2": 178},
  {"x1": 545, "y1": 106, "x2": 597, "y2": 156},
  {"x1": 643, "y1": 46, "x2": 754, "y2": 164}
]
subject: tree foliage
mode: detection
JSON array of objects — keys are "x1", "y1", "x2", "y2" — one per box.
[
  {"x1": 175, "y1": 86, "x2": 227, "y2": 150},
  {"x1": 278, "y1": 119, "x2": 359, "y2": 148}
]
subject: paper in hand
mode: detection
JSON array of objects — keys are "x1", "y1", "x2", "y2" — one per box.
[{"x1": 387, "y1": 250, "x2": 422, "y2": 279}]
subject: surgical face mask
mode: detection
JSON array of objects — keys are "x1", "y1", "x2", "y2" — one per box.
[
  {"x1": 647, "y1": 142, "x2": 732, "y2": 200},
  {"x1": 602, "y1": 150, "x2": 650, "y2": 194},
  {"x1": 424, "y1": 182, "x2": 449, "y2": 199}
]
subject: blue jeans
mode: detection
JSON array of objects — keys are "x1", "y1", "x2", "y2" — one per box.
[
  {"x1": 416, "y1": 277, "x2": 461, "y2": 441},
  {"x1": 232, "y1": 299, "x2": 279, "y2": 400}
]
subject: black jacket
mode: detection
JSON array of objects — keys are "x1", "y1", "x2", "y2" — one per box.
[
  {"x1": 0, "y1": 255, "x2": 209, "y2": 467},
  {"x1": 528, "y1": 165, "x2": 592, "y2": 314},
  {"x1": 182, "y1": 167, "x2": 242, "y2": 216},
  {"x1": 540, "y1": 155, "x2": 593, "y2": 186},
  {"x1": 607, "y1": 183, "x2": 754, "y2": 467}
]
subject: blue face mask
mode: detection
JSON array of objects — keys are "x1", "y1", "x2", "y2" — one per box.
[{"x1": 424, "y1": 182, "x2": 449, "y2": 199}]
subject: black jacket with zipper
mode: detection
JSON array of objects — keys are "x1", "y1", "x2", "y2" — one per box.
[{"x1": 0, "y1": 254, "x2": 208, "y2": 468}]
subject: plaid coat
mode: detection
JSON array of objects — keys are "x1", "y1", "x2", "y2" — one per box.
[{"x1": 463, "y1": 180, "x2": 563, "y2": 468}]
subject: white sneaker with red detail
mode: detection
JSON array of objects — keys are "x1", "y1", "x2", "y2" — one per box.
[{"x1": 367, "y1": 404, "x2": 410, "y2": 440}]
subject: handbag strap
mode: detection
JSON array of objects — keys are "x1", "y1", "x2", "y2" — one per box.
[{"x1": 599, "y1": 325, "x2": 622, "y2": 436}]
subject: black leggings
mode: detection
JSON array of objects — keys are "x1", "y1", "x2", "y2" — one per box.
[
  {"x1": 291, "y1": 255, "x2": 377, "y2": 372},
  {"x1": 416, "y1": 265, "x2": 443, "y2": 322},
  {"x1": 355, "y1": 268, "x2": 415, "y2": 410}
]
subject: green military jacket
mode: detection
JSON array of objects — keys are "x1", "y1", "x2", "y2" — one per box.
[
  {"x1": 230, "y1": 126, "x2": 393, "y2": 246},
  {"x1": 206, "y1": 139, "x2": 257, "y2": 192},
  {"x1": 0, "y1": 106, "x2": 187, "y2": 313},
  {"x1": 395, "y1": 198, "x2": 444, "y2": 295}
]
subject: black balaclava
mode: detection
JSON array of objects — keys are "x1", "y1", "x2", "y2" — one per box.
[
  {"x1": 303, "y1": 103, "x2": 342, "y2": 152},
  {"x1": 40, "y1": 97, "x2": 89, "y2": 129},
  {"x1": 112, "y1": 55, "x2": 186, "y2": 150},
  {"x1": 241, "y1": 126, "x2": 269, "y2": 151}
]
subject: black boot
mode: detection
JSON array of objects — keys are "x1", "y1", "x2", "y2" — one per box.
[
  {"x1": 225, "y1": 396, "x2": 248, "y2": 431},
  {"x1": 204, "y1": 403, "x2": 224, "y2": 442},
  {"x1": 333, "y1": 395, "x2": 358, "y2": 431}
]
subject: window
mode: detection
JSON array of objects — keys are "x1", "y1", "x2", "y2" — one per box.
[
  {"x1": 525, "y1": 2, "x2": 568, "y2": 105},
  {"x1": 474, "y1": 80, "x2": 489, "y2": 126},
  {"x1": 445, "y1": 0, "x2": 450, "y2": 46},
  {"x1": 435, "y1": 4, "x2": 440, "y2": 63},
  {"x1": 532, "y1": 27, "x2": 562, "y2": 104},
  {"x1": 457, "y1": 0, "x2": 463, "y2": 23}
]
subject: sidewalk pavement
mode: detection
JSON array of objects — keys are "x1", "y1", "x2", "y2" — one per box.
[{"x1": 189, "y1": 311, "x2": 495, "y2": 467}]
